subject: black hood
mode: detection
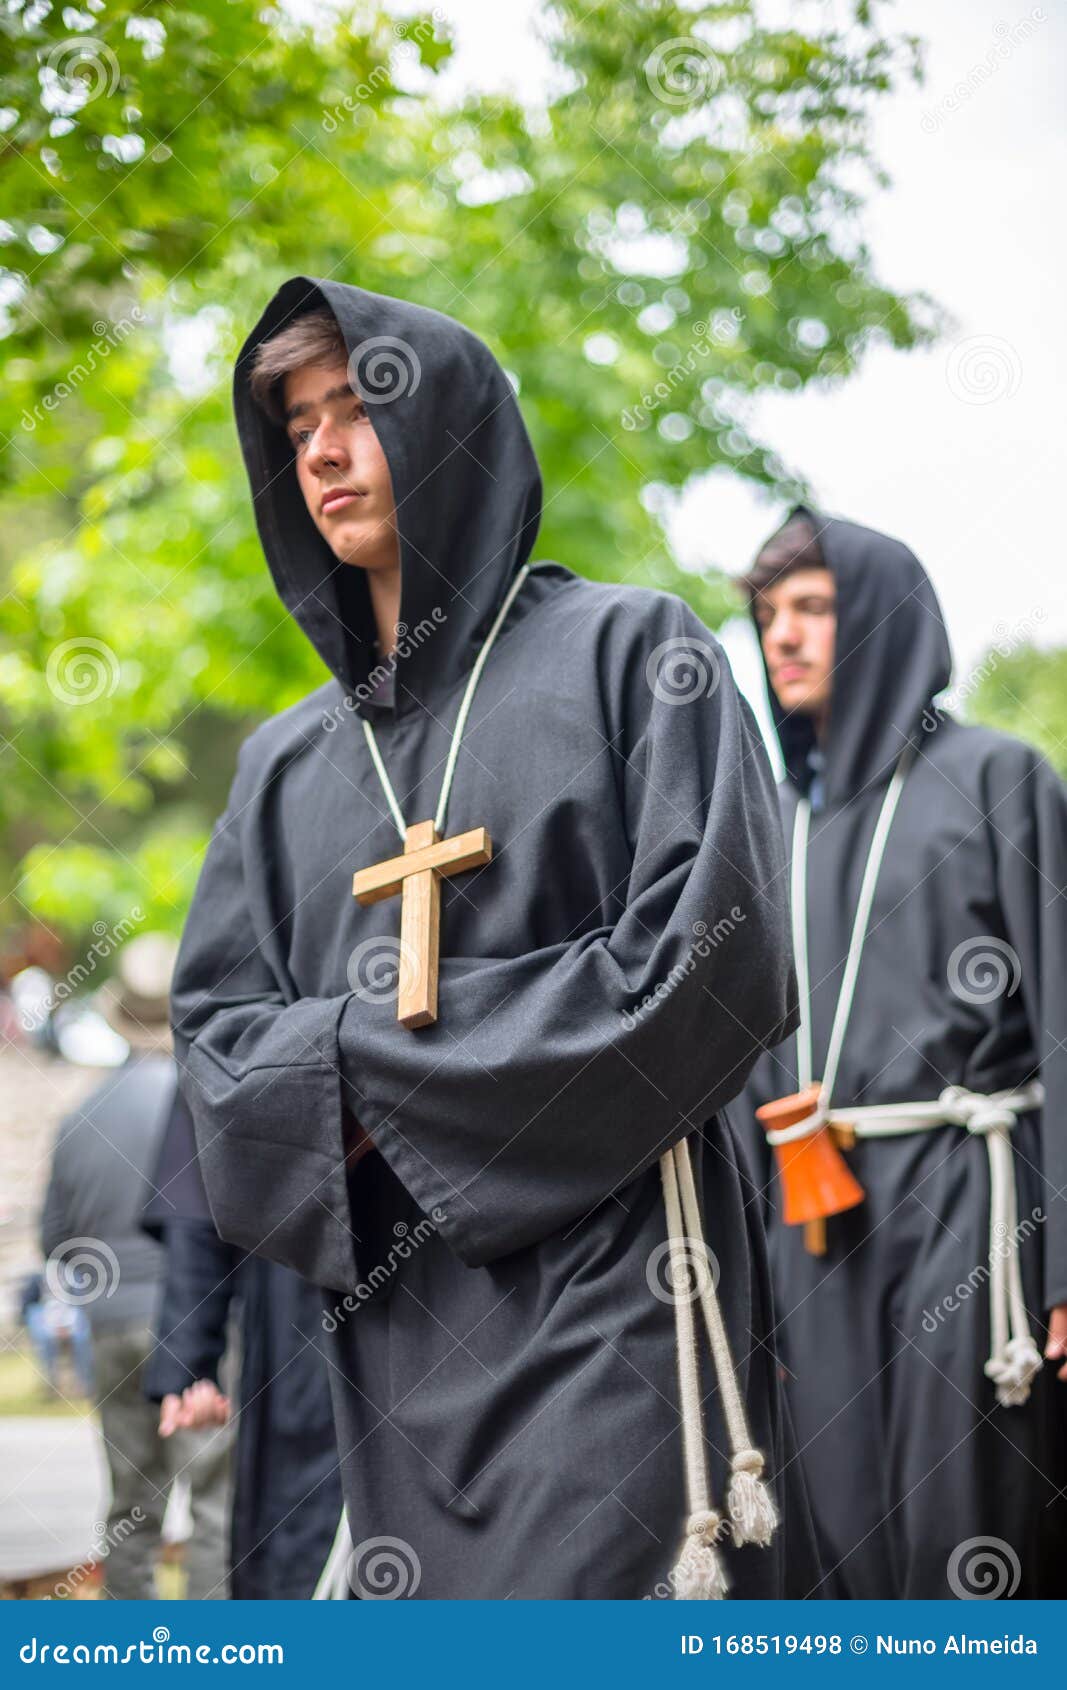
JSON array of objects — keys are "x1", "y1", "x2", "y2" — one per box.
[
  {"x1": 752, "y1": 505, "x2": 953, "y2": 805},
  {"x1": 233, "y1": 276, "x2": 543, "y2": 718}
]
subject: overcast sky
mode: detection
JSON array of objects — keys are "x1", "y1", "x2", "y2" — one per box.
[{"x1": 405, "y1": 0, "x2": 1064, "y2": 727}]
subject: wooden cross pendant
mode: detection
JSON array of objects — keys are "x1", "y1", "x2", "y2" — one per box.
[{"x1": 352, "y1": 821, "x2": 492, "y2": 1029}]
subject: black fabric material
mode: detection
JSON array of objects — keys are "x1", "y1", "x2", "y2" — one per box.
[
  {"x1": 172, "y1": 276, "x2": 819, "y2": 1598},
  {"x1": 142, "y1": 1219, "x2": 241, "y2": 1396},
  {"x1": 738, "y1": 508, "x2": 1067, "y2": 1597},
  {"x1": 142, "y1": 1106, "x2": 342, "y2": 1600},
  {"x1": 141, "y1": 1086, "x2": 212, "y2": 1238}
]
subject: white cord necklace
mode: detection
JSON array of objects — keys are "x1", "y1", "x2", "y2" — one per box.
[
  {"x1": 792, "y1": 748, "x2": 913, "y2": 1106},
  {"x1": 351, "y1": 564, "x2": 531, "y2": 1027},
  {"x1": 361, "y1": 564, "x2": 531, "y2": 840}
]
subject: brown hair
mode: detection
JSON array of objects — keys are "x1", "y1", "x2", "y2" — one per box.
[
  {"x1": 739, "y1": 512, "x2": 826, "y2": 604},
  {"x1": 248, "y1": 309, "x2": 349, "y2": 424}
]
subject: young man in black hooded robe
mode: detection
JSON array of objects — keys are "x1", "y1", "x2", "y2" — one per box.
[
  {"x1": 736, "y1": 508, "x2": 1067, "y2": 1599},
  {"x1": 170, "y1": 278, "x2": 821, "y2": 1600}
]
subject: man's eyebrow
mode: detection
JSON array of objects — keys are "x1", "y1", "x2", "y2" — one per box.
[{"x1": 283, "y1": 383, "x2": 359, "y2": 424}]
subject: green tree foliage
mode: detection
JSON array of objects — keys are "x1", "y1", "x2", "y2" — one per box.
[
  {"x1": 967, "y1": 644, "x2": 1067, "y2": 777},
  {"x1": 2, "y1": 0, "x2": 937, "y2": 944}
]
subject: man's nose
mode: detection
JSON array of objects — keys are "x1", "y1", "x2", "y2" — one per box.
[
  {"x1": 306, "y1": 422, "x2": 348, "y2": 474},
  {"x1": 767, "y1": 609, "x2": 802, "y2": 650}
]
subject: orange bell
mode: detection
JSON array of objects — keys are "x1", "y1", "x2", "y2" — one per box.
[{"x1": 756, "y1": 1083, "x2": 866, "y2": 1255}]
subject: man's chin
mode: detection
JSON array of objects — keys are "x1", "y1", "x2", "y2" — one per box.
[
  {"x1": 323, "y1": 525, "x2": 398, "y2": 571},
  {"x1": 773, "y1": 685, "x2": 826, "y2": 717}
]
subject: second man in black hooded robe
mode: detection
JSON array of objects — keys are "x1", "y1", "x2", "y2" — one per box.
[{"x1": 735, "y1": 508, "x2": 1067, "y2": 1599}]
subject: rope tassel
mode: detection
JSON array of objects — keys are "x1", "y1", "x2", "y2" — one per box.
[
  {"x1": 671, "y1": 1511, "x2": 729, "y2": 1600},
  {"x1": 660, "y1": 1137, "x2": 779, "y2": 1598},
  {"x1": 985, "y1": 1333, "x2": 1044, "y2": 1406},
  {"x1": 727, "y1": 1449, "x2": 779, "y2": 1548}
]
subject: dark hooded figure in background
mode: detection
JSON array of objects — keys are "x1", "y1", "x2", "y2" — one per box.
[
  {"x1": 141, "y1": 1088, "x2": 342, "y2": 1599},
  {"x1": 169, "y1": 277, "x2": 821, "y2": 1599},
  {"x1": 735, "y1": 507, "x2": 1067, "y2": 1599}
]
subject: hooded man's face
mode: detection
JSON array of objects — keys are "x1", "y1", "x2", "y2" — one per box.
[
  {"x1": 754, "y1": 565, "x2": 836, "y2": 725},
  {"x1": 283, "y1": 362, "x2": 399, "y2": 573}
]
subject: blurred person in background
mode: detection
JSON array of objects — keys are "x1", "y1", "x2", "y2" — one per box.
[
  {"x1": 142, "y1": 1088, "x2": 343, "y2": 1600},
  {"x1": 17, "y1": 1270, "x2": 94, "y2": 1399},
  {"x1": 38, "y1": 934, "x2": 232, "y2": 1600}
]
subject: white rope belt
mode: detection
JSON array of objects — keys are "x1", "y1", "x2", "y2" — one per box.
[
  {"x1": 659, "y1": 1137, "x2": 778, "y2": 1598},
  {"x1": 767, "y1": 1081, "x2": 1045, "y2": 1407}
]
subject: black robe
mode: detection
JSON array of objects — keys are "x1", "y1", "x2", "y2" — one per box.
[
  {"x1": 171, "y1": 276, "x2": 820, "y2": 1599},
  {"x1": 736, "y1": 507, "x2": 1067, "y2": 1599},
  {"x1": 142, "y1": 1089, "x2": 342, "y2": 1599}
]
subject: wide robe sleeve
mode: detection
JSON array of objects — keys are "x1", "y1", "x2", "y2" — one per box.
[
  {"x1": 988, "y1": 744, "x2": 1067, "y2": 1310},
  {"x1": 173, "y1": 599, "x2": 797, "y2": 1283},
  {"x1": 171, "y1": 756, "x2": 363, "y2": 1294}
]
